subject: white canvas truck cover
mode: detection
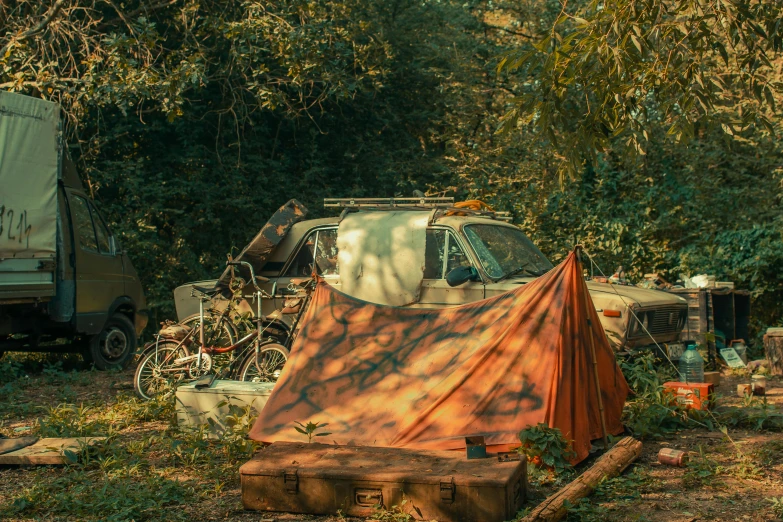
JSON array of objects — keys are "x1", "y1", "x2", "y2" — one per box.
[
  {"x1": 337, "y1": 210, "x2": 427, "y2": 306},
  {"x1": 0, "y1": 91, "x2": 60, "y2": 259}
]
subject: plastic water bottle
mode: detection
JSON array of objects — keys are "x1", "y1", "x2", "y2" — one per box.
[{"x1": 679, "y1": 345, "x2": 704, "y2": 383}]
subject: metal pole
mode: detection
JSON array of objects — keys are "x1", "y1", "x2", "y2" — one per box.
[
  {"x1": 576, "y1": 247, "x2": 609, "y2": 450},
  {"x1": 197, "y1": 298, "x2": 205, "y2": 369}
]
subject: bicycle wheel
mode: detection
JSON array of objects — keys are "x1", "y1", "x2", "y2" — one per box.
[
  {"x1": 180, "y1": 310, "x2": 237, "y2": 348},
  {"x1": 237, "y1": 343, "x2": 290, "y2": 383},
  {"x1": 133, "y1": 341, "x2": 190, "y2": 400}
]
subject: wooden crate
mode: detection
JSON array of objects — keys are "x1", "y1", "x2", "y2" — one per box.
[{"x1": 666, "y1": 288, "x2": 750, "y2": 366}]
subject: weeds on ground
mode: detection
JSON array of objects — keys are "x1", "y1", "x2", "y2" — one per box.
[
  {"x1": 2, "y1": 385, "x2": 261, "y2": 521},
  {"x1": 561, "y1": 467, "x2": 652, "y2": 521},
  {"x1": 518, "y1": 423, "x2": 575, "y2": 476},
  {"x1": 767, "y1": 497, "x2": 783, "y2": 519},
  {"x1": 619, "y1": 352, "x2": 783, "y2": 438},
  {"x1": 620, "y1": 352, "x2": 698, "y2": 439},
  {"x1": 754, "y1": 439, "x2": 783, "y2": 465},
  {"x1": 371, "y1": 497, "x2": 416, "y2": 521},
  {"x1": 683, "y1": 446, "x2": 721, "y2": 488}
]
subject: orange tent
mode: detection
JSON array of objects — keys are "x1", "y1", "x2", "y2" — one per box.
[{"x1": 249, "y1": 251, "x2": 629, "y2": 463}]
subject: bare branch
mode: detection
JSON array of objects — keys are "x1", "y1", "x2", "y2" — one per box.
[
  {"x1": 484, "y1": 23, "x2": 535, "y2": 39},
  {"x1": 0, "y1": 0, "x2": 67, "y2": 58}
]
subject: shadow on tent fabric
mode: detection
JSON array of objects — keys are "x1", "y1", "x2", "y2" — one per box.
[{"x1": 249, "y1": 250, "x2": 629, "y2": 464}]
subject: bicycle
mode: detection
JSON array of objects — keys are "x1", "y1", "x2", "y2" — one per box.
[
  {"x1": 236, "y1": 276, "x2": 317, "y2": 382},
  {"x1": 133, "y1": 260, "x2": 288, "y2": 400}
]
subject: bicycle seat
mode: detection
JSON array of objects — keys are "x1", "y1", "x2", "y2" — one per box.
[{"x1": 192, "y1": 285, "x2": 221, "y2": 297}]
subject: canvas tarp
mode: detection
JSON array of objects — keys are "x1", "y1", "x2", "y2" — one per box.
[
  {"x1": 336, "y1": 210, "x2": 428, "y2": 306},
  {"x1": 0, "y1": 92, "x2": 60, "y2": 259},
  {"x1": 249, "y1": 250, "x2": 630, "y2": 464},
  {"x1": 216, "y1": 199, "x2": 308, "y2": 289}
]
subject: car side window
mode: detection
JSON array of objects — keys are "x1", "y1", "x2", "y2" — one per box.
[
  {"x1": 71, "y1": 196, "x2": 98, "y2": 252},
  {"x1": 284, "y1": 228, "x2": 340, "y2": 277},
  {"x1": 89, "y1": 203, "x2": 112, "y2": 255},
  {"x1": 313, "y1": 228, "x2": 339, "y2": 276},
  {"x1": 445, "y1": 233, "x2": 471, "y2": 274},
  {"x1": 424, "y1": 230, "x2": 446, "y2": 278},
  {"x1": 424, "y1": 229, "x2": 470, "y2": 279}
]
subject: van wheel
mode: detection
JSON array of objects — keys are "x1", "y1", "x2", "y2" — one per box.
[{"x1": 86, "y1": 314, "x2": 137, "y2": 370}]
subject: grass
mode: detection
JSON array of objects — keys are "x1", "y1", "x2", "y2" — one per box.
[
  {"x1": 0, "y1": 353, "x2": 262, "y2": 522},
  {"x1": 2, "y1": 351, "x2": 782, "y2": 522}
]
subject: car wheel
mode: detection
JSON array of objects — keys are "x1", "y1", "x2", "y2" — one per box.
[{"x1": 86, "y1": 314, "x2": 137, "y2": 370}]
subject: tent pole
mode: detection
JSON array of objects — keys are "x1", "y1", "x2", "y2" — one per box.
[{"x1": 577, "y1": 247, "x2": 610, "y2": 450}]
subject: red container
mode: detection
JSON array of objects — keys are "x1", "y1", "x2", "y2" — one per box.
[
  {"x1": 663, "y1": 382, "x2": 714, "y2": 410},
  {"x1": 658, "y1": 448, "x2": 689, "y2": 467}
]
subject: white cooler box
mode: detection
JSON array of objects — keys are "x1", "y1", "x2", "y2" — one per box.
[{"x1": 175, "y1": 380, "x2": 275, "y2": 438}]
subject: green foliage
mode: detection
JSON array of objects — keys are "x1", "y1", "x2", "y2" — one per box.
[
  {"x1": 371, "y1": 497, "x2": 415, "y2": 522},
  {"x1": 294, "y1": 420, "x2": 332, "y2": 443},
  {"x1": 563, "y1": 468, "x2": 651, "y2": 521},
  {"x1": 3, "y1": 383, "x2": 258, "y2": 521},
  {"x1": 683, "y1": 446, "x2": 720, "y2": 489},
  {"x1": 498, "y1": 0, "x2": 783, "y2": 177},
  {"x1": 1, "y1": 0, "x2": 781, "y2": 339},
  {"x1": 518, "y1": 422, "x2": 575, "y2": 475},
  {"x1": 619, "y1": 352, "x2": 696, "y2": 439},
  {"x1": 768, "y1": 496, "x2": 783, "y2": 519}
]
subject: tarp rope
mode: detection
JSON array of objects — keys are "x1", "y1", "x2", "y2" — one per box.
[{"x1": 580, "y1": 249, "x2": 681, "y2": 376}]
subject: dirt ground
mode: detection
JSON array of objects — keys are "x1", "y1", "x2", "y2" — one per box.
[{"x1": 1, "y1": 358, "x2": 782, "y2": 522}]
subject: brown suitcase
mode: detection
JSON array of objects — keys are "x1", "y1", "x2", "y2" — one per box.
[{"x1": 240, "y1": 442, "x2": 527, "y2": 521}]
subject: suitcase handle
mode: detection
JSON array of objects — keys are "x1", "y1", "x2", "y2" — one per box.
[{"x1": 355, "y1": 488, "x2": 383, "y2": 507}]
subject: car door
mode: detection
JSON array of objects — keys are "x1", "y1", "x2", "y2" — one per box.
[
  {"x1": 417, "y1": 228, "x2": 484, "y2": 307},
  {"x1": 260, "y1": 226, "x2": 339, "y2": 317},
  {"x1": 68, "y1": 192, "x2": 125, "y2": 333}
]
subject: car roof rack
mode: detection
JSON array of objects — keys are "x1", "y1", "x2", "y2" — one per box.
[
  {"x1": 324, "y1": 197, "x2": 455, "y2": 208},
  {"x1": 324, "y1": 197, "x2": 514, "y2": 223}
]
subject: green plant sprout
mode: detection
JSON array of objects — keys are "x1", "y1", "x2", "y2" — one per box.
[{"x1": 294, "y1": 420, "x2": 332, "y2": 443}]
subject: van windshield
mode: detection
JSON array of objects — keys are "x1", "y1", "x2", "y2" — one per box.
[{"x1": 464, "y1": 224, "x2": 553, "y2": 280}]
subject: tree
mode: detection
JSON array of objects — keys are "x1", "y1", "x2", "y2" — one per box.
[{"x1": 498, "y1": 0, "x2": 783, "y2": 177}]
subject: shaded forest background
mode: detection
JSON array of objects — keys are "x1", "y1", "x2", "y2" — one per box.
[{"x1": 2, "y1": 0, "x2": 781, "y2": 340}]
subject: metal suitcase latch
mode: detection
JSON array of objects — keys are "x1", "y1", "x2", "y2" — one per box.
[
  {"x1": 354, "y1": 488, "x2": 383, "y2": 507},
  {"x1": 284, "y1": 469, "x2": 299, "y2": 493},
  {"x1": 440, "y1": 477, "x2": 455, "y2": 503}
]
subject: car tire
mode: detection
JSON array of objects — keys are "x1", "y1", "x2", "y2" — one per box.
[{"x1": 86, "y1": 314, "x2": 137, "y2": 370}]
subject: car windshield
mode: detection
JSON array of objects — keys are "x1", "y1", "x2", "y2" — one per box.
[{"x1": 464, "y1": 224, "x2": 554, "y2": 280}]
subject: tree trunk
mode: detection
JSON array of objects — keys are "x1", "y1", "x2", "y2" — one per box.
[
  {"x1": 521, "y1": 436, "x2": 643, "y2": 522},
  {"x1": 764, "y1": 333, "x2": 783, "y2": 376}
]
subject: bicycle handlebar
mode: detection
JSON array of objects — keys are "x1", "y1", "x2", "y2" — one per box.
[{"x1": 226, "y1": 260, "x2": 270, "y2": 293}]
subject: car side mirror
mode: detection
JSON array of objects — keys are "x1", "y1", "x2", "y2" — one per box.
[{"x1": 446, "y1": 266, "x2": 480, "y2": 287}]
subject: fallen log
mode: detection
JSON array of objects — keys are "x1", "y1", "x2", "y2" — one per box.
[{"x1": 521, "y1": 436, "x2": 643, "y2": 522}]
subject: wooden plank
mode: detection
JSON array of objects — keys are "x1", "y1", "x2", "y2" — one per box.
[
  {"x1": 0, "y1": 437, "x2": 38, "y2": 455},
  {"x1": 0, "y1": 437, "x2": 106, "y2": 465}
]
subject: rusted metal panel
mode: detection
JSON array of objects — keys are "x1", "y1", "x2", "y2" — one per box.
[
  {"x1": 216, "y1": 199, "x2": 308, "y2": 289},
  {"x1": 240, "y1": 442, "x2": 526, "y2": 522}
]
